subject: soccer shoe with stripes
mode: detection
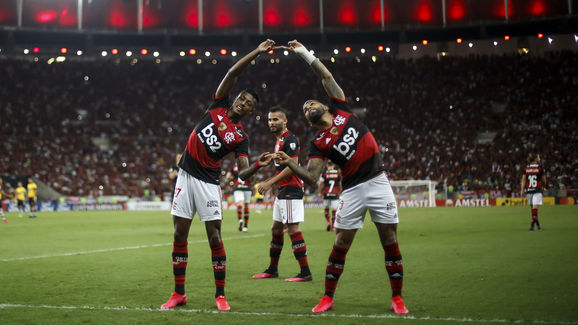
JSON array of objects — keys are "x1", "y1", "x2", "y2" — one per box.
[
  {"x1": 312, "y1": 295, "x2": 333, "y2": 313},
  {"x1": 252, "y1": 269, "x2": 279, "y2": 279},
  {"x1": 215, "y1": 295, "x2": 231, "y2": 311},
  {"x1": 391, "y1": 295, "x2": 409, "y2": 314},
  {"x1": 238, "y1": 220, "x2": 243, "y2": 232},
  {"x1": 285, "y1": 273, "x2": 312, "y2": 282},
  {"x1": 160, "y1": 292, "x2": 187, "y2": 309}
]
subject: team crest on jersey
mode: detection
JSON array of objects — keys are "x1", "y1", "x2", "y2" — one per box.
[
  {"x1": 218, "y1": 122, "x2": 227, "y2": 131},
  {"x1": 334, "y1": 115, "x2": 346, "y2": 126},
  {"x1": 330, "y1": 127, "x2": 339, "y2": 135},
  {"x1": 289, "y1": 143, "x2": 296, "y2": 151},
  {"x1": 224, "y1": 132, "x2": 235, "y2": 144}
]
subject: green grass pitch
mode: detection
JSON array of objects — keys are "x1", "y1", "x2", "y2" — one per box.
[{"x1": 1, "y1": 206, "x2": 577, "y2": 325}]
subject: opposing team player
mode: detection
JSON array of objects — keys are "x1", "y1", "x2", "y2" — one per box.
[
  {"x1": 14, "y1": 181, "x2": 26, "y2": 218},
  {"x1": 520, "y1": 154, "x2": 546, "y2": 230},
  {"x1": 27, "y1": 178, "x2": 38, "y2": 218},
  {"x1": 161, "y1": 39, "x2": 276, "y2": 311},
  {"x1": 318, "y1": 160, "x2": 342, "y2": 231},
  {"x1": 252, "y1": 107, "x2": 312, "y2": 282},
  {"x1": 228, "y1": 163, "x2": 252, "y2": 232},
  {"x1": 274, "y1": 40, "x2": 409, "y2": 314}
]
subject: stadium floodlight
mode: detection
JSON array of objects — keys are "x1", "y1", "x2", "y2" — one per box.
[
  {"x1": 333, "y1": 49, "x2": 339, "y2": 55},
  {"x1": 422, "y1": 40, "x2": 428, "y2": 45},
  {"x1": 371, "y1": 56, "x2": 376, "y2": 62},
  {"x1": 231, "y1": 51, "x2": 237, "y2": 57},
  {"x1": 24, "y1": 49, "x2": 30, "y2": 54},
  {"x1": 360, "y1": 48, "x2": 365, "y2": 54},
  {"x1": 468, "y1": 42, "x2": 473, "y2": 48},
  {"x1": 267, "y1": 50, "x2": 273, "y2": 55},
  {"x1": 153, "y1": 51, "x2": 159, "y2": 57},
  {"x1": 283, "y1": 50, "x2": 289, "y2": 56},
  {"x1": 111, "y1": 49, "x2": 119, "y2": 55},
  {"x1": 220, "y1": 49, "x2": 227, "y2": 55},
  {"x1": 504, "y1": 35, "x2": 510, "y2": 40},
  {"x1": 456, "y1": 38, "x2": 462, "y2": 44},
  {"x1": 101, "y1": 51, "x2": 108, "y2": 56},
  {"x1": 493, "y1": 41, "x2": 498, "y2": 46},
  {"x1": 60, "y1": 48, "x2": 68, "y2": 54},
  {"x1": 575, "y1": 34, "x2": 578, "y2": 42},
  {"x1": 386, "y1": 47, "x2": 391, "y2": 53},
  {"x1": 179, "y1": 51, "x2": 185, "y2": 56},
  {"x1": 412, "y1": 45, "x2": 417, "y2": 51},
  {"x1": 548, "y1": 37, "x2": 553, "y2": 45},
  {"x1": 189, "y1": 49, "x2": 196, "y2": 55},
  {"x1": 77, "y1": 50, "x2": 83, "y2": 56},
  {"x1": 56, "y1": 56, "x2": 66, "y2": 62},
  {"x1": 205, "y1": 51, "x2": 210, "y2": 57},
  {"x1": 344, "y1": 46, "x2": 351, "y2": 53},
  {"x1": 33, "y1": 47, "x2": 40, "y2": 53},
  {"x1": 537, "y1": 33, "x2": 543, "y2": 39},
  {"x1": 126, "y1": 51, "x2": 133, "y2": 57},
  {"x1": 140, "y1": 49, "x2": 148, "y2": 55},
  {"x1": 330, "y1": 57, "x2": 335, "y2": 63},
  {"x1": 377, "y1": 45, "x2": 384, "y2": 51}
]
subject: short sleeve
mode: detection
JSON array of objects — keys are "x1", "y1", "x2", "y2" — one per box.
[
  {"x1": 329, "y1": 97, "x2": 352, "y2": 114},
  {"x1": 208, "y1": 94, "x2": 229, "y2": 111},
  {"x1": 234, "y1": 137, "x2": 249, "y2": 157},
  {"x1": 308, "y1": 141, "x2": 324, "y2": 159},
  {"x1": 283, "y1": 135, "x2": 300, "y2": 157}
]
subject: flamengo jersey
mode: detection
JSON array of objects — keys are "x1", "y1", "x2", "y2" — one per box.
[
  {"x1": 321, "y1": 169, "x2": 341, "y2": 199},
  {"x1": 523, "y1": 163, "x2": 544, "y2": 194},
  {"x1": 232, "y1": 164, "x2": 251, "y2": 191},
  {"x1": 309, "y1": 98, "x2": 385, "y2": 190},
  {"x1": 274, "y1": 129, "x2": 304, "y2": 199},
  {"x1": 179, "y1": 95, "x2": 249, "y2": 185}
]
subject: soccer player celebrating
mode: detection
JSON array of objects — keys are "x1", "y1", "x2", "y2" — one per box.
[
  {"x1": 228, "y1": 164, "x2": 252, "y2": 232},
  {"x1": 318, "y1": 160, "x2": 342, "y2": 231},
  {"x1": 273, "y1": 40, "x2": 409, "y2": 314},
  {"x1": 27, "y1": 178, "x2": 38, "y2": 218},
  {"x1": 14, "y1": 181, "x2": 26, "y2": 218},
  {"x1": 161, "y1": 39, "x2": 276, "y2": 311},
  {"x1": 521, "y1": 154, "x2": 546, "y2": 230},
  {"x1": 252, "y1": 107, "x2": 312, "y2": 282}
]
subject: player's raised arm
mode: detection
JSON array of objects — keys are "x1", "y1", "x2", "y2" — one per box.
[
  {"x1": 287, "y1": 40, "x2": 345, "y2": 101},
  {"x1": 215, "y1": 39, "x2": 275, "y2": 99},
  {"x1": 274, "y1": 152, "x2": 324, "y2": 187}
]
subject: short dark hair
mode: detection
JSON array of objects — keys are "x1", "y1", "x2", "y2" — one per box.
[
  {"x1": 242, "y1": 89, "x2": 260, "y2": 104},
  {"x1": 268, "y1": 106, "x2": 287, "y2": 116}
]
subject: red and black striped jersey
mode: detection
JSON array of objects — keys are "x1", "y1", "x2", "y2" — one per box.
[
  {"x1": 179, "y1": 95, "x2": 249, "y2": 185},
  {"x1": 523, "y1": 163, "x2": 544, "y2": 194},
  {"x1": 232, "y1": 164, "x2": 251, "y2": 191},
  {"x1": 309, "y1": 98, "x2": 385, "y2": 190},
  {"x1": 274, "y1": 129, "x2": 304, "y2": 199},
  {"x1": 321, "y1": 169, "x2": 341, "y2": 199}
]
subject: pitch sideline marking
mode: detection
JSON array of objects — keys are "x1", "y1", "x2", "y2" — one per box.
[
  {"x1": 0, "y1": 303, "x2": 576, "y2": 325},
  {"x1": 0, "y1": 233, "x2": 265, "y2": 262}
]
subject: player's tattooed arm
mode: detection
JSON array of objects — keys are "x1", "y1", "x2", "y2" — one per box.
[{"x1": 273, "y1": 152, "x2": 324, "y2": 187}]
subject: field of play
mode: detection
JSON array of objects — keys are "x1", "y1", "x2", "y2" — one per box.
[{"x1": 1, "y1": 205, "x2": 576, "y2": 325}]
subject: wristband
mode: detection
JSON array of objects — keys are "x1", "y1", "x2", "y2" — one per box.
[
  {"x1": 295, "y1": 46, "x2": 316, "y2": 65},
  {"x1": 253, "y1": 161, "x2": 261, "y2": 169}
]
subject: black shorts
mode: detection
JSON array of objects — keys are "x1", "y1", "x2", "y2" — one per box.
[
  {"x1": 17, "y1": 200, "x2": 24, "y2": 208},
  {"x1": 29, "y1": 198, "x2": 36, "y2": 205}
]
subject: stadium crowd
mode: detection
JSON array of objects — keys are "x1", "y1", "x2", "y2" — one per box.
[{"x1": 1, "y1": 51, "x2": 576, "y2": 198}]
